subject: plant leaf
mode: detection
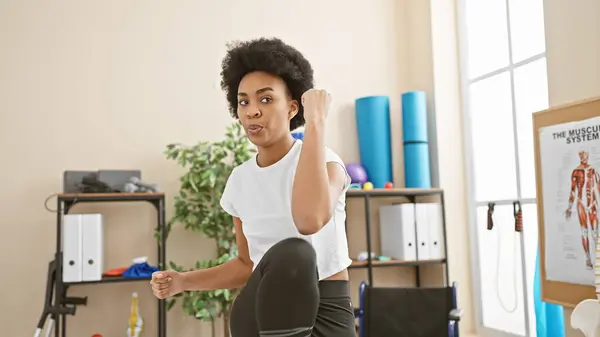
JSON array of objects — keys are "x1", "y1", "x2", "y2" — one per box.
[{"x1": 162, "y1": 121, "x2": 253, "y2": 326}]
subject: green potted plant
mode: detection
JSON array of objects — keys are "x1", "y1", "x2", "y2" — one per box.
[{"x1": 163, "y1": 122, "x2": 255, "y2": 337}]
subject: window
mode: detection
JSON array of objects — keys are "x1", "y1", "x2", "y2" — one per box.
[{"x1": 459, "y1": 0, "x2": 548, "y2": 336}]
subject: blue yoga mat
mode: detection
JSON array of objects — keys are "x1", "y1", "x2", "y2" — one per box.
[
  {"x1": 404, "y1": 143, "x2": 431, "y2": 188},
  {"x1": 402, "y1": 91, "x2": 428, "y2": 142},
  {"x1": 401, "y1": 91, "x2": 431, "y2": 188},
  {"x1": 355, "y1": 96, "x2": 393, "y2": 189}
]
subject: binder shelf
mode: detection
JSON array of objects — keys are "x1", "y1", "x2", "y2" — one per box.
[
  {"x1": 345, "y1": 188, "x2": 449, "y2": 287},
  {"x1": 38, "y1": 193, "x2": 167, "y2": 337}
]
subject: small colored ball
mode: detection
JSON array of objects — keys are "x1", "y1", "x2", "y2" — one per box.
[
  {"x1": 363, "y1": 182, "x2": 374, "y2": 190},
  {"x1": 384, "y1": 182, "x2": 394, "y2": 189}
]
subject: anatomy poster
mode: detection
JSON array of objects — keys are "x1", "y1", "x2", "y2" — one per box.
[{"x1": 540, "y1": 116, "x2": 600, "y2": 285}]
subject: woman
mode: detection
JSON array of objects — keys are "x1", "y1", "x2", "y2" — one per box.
[{"x1": 150, "y1": 37, "x2": 355, "y2": 337}]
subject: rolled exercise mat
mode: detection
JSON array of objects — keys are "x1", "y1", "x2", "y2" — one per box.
[
  {"x1": 402, "y1": 91, "x2": 431, "y2": 188},
  {"x1": 355, "y1": 95, "x2": 393, "y2": 189},
  {"x1": 404, "y1": 143, "x2": 431, "y2": 188}
]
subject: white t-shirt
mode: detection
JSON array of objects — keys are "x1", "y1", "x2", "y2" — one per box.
[{"x1": 220, "y1": 140, "x2": 353, "y2": 280}]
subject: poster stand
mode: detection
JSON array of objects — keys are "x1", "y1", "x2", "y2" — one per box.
[{"x1": 534, "y1": 96, "x2": 600, "y2": 307}]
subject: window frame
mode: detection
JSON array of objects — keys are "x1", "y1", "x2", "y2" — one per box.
[{"x1": 456, "y1": 0, "x2": 547, "y2": 335}]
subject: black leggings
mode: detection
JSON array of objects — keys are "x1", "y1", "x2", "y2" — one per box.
[{"x1": 230, "y1": 238, "x2": 356, "y2": 337}]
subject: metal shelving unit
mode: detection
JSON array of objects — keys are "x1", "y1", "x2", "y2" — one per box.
[
  {"x1": 346, "y1": 188, "x2": 450, "y2": 287},
  {"x1": 36, "y1": 192, "x2": 167, "y2": 337}
]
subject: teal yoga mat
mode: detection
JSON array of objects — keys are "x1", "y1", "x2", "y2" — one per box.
[
  {"x1": 355, "y1": 96, "x2": 393, "y2": 188},
  {"x1": 402, "y1": 91, "x2": 431, "y2": 188}
]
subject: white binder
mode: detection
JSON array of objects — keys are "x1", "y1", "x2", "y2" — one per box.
[
  {"x1": 426, "y1": 203, "x2": 445, "y2": 259},
  {"x1": 81, "y1": 214, "x2": 104, "y2": 281},
  {"x1": 379, "y1": 203, "x2": 417, "y2": 261},
  {"x1": 62, "y1": 214, "x2": 104, "y2": 283},
  {"x1": 415, "y1": 203, "x2": 431, "y2": 260},
  {"x1": 62, "y1": 214, "x2": 83, "y2": 283}
]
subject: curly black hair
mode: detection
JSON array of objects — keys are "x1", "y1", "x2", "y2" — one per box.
[{"x1": 220, "y1": 37, "x2": 315, "y2": 131}]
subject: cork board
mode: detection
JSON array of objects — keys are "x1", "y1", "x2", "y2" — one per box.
[{"x1": 534, "y1": 96, "x2": 600, "y2": 307}]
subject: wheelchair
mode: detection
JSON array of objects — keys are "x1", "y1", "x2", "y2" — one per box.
[{"x1": 354, "y1": 281, "x2": 463, "y2": 337}]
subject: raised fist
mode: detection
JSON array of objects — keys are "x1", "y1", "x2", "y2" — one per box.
[{"x1": 301, "y1": 89, "x2": 332, "y2": 123}]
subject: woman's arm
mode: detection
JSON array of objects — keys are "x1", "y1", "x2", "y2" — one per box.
[
  {"x1": 181, "y1": 216, "x2": 253, "y2": 291},
  {"x1": 291, "y1": 119, "x2": 348, "y2": 235}
]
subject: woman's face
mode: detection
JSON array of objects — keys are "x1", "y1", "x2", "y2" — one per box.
[{"x1": 236, "y1": 71, "x2": 298, "y2": 147}]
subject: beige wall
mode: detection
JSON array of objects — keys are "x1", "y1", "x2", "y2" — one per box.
[
  {"x1": 543, "y1": 0, "x2": 600, "y2": 336},
  {"x1": 0, "y1": 1, "x2": 475, "y2": 336}
]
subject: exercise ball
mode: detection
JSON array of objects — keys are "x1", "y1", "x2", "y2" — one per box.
[{"x1": 346, "y1": 163, "x2": 368, "y2": 185}]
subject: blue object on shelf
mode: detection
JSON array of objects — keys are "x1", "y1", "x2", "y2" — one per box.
[
  {"x1": 122, "y1": 262, "x2": 159, "y2": 279},
  {"x1": 404, "y1": 143, "x2": 431, "y2": 188},
  {"x1": 401, "y1": 91, "x2": 431, "y2": 188},
  {"x1": 291, "y1": 131, "x2": 304, "y2": 141},
  {"x1": 402, "y1": 91, "x2": 429, "y2": 142},
  {"x1": 355, "y1": 96, "x2": 393, "y2": 189}
]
